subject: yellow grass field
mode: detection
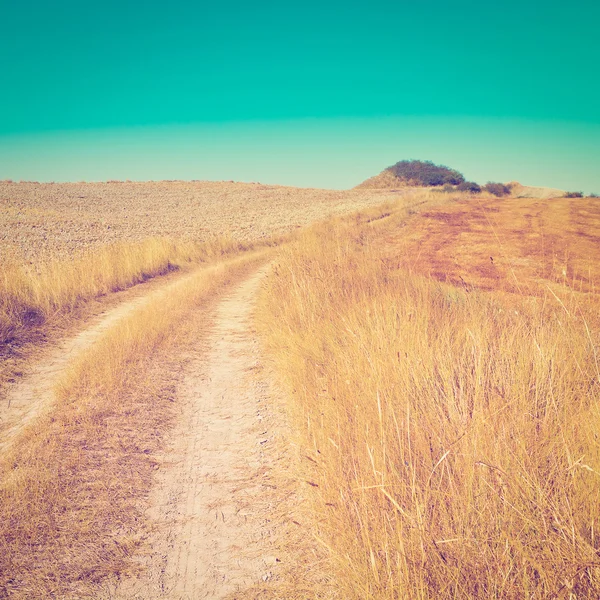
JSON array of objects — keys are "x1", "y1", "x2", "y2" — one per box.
[
  {"x1": 2, "y1": 181, "x2": 599, "y2": 597},
  {"x1": 258, "y1": 194, "x2": 600, "y2": 598},
  {"x1": 0, "y1": 181, "x2": 401, "y2": 596}
]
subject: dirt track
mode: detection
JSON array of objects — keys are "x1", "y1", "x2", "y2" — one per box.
[
  {"x1": 1, "y1": 260, "x2": 298, "y2": 598},
  {"x1": 0, "y1": 277, "x2": 169, "y2": 453},
  {"x1": 109, "y1": 266, "x2": 281, "y2": 599}
]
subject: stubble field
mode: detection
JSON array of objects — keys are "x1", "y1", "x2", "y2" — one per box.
[{"x1": 0, "y1": 179, "x2": 401, "y2": 262}]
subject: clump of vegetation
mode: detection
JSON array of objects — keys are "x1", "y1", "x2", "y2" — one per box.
[
  {"x1": 588, "y1": 192, "x2": 598, "y2": 198},
  {"x1": 564, "y1": 191, "x2": 584, "y2": 198},
  {"x1": 386, "y1": 160, "x2": 465, "y2": 187},
  {"x1": 457, "y1": 181, "x2": 482, "y2": 193},
  {"x1": 484, "y1": 182, "x2": 511, "y2": 196}
]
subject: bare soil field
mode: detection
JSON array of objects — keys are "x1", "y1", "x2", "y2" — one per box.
[
  {"x1": 384, "y1": 195, "x2": 600, "y2": 296},
  {"x1": 0, "y1": 180, "x2": 400, "y2": 262}
]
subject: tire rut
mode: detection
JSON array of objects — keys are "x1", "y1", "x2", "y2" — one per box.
[{"x1": 0, "y1": 290, "x2": 157, "y2": 454}]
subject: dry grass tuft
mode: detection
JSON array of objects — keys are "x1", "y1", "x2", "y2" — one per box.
[
  {"x1": 0, "y1": 236, "x2": 258, "y2": 347},
  {"x1": 258, "y1": 194, "x2": 600, "y2": 598}
]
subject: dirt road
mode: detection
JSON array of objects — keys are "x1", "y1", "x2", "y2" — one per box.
[
  {"x1": 0, "y1": 269, "x2": 190, "y2": 454},
  {"x1": 107, "y1": 265, "x2": 284, "y2": 599},
  {"x1": 1, "y1": 261, "x2": 302, "y2": 599}
]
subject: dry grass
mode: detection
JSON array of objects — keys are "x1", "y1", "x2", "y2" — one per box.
[
  {"x1": 384, "y1": 195, "x2": 600, "y2": 295},
  {"x1": 258, "y1": 193, "x2": 600, "y2": 598},
  {"x1": 0, "y1": 250, "x2": 271, "y2": 598},
  {"x1": 0, "y1": 236, "x2": 261, "y2": 347}
]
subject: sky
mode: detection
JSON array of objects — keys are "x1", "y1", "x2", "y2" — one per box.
[{"x1": 1, "y1": 0, "x2": 599, "y2": 191}]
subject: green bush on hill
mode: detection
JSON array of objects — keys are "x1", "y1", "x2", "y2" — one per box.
[
  {"x1": 457, "y1": 181, "x2": 482, "y2": 193},
  {"x1": 484, "y1": 182, "x2": 511, "y2": 197},
  {"x1": 386, "y1": 160, "x2": 465, "y2": 186},
  {"x1": 564, "y1": 191, "x2": 584, "y2": 198}
]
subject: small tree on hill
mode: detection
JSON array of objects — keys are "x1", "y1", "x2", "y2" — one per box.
[{"x1": 386, "y1": 160, "x2": 465, "y2": 187}]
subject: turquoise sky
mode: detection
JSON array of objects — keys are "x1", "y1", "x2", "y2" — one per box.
[{"x1": 1, "y1": 0, "x2": 599, "y2": 191}]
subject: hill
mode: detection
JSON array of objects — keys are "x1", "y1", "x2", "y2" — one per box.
[
  {"x1": 260, "y1": 192, "x2": 600, "y2": 598},
  {"x1": 355, "y1": 161, "x2": 571, "y2": 199},
  {"x1": 356, "y1": 159, "x2": 464, "y2": 189},
  {"x1": 507, "y1": 181, "x2": 565, "y2": 198},
  {"x1": 354, "y1": 169, "x2": 409, "y2": 190}
]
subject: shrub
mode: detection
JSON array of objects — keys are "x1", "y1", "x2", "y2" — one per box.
[
  {"x1": 457, "y1": 181, "x2": 482, "y2": 193},
  {"x1": 484, "y1": 182, "x2": 511, "y2": 197},
  {"x1": 588, "y1": 192, "x2": 598, "y2": 198},
  {"x1": 564, "y1": 191, "x2": 584, "y2": 198},
  {"x1": 386, "y1": 160, "x2": 465, "y2": 187}
]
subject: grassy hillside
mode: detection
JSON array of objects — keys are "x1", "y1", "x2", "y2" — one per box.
[{"x1": 259, "y1": 192, "x2": 600, "y2": 598}]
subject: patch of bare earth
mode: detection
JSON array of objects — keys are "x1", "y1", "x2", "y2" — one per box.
[{"x1": 507, "y1": 181, "x2": 565, "y2": 198}]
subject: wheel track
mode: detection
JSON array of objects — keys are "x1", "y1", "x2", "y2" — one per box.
[{"x1": 0, "y1": 280, "x2": 169, "y2": 453}]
